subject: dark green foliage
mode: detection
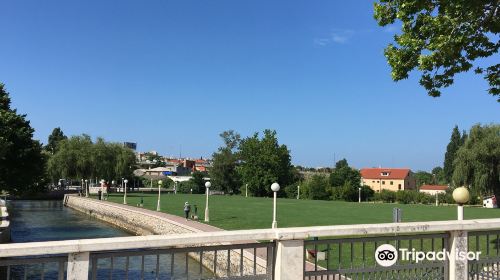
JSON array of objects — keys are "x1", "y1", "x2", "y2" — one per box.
[
  {"x1": 238, "y1": 130, "x2": 295, "y2": 197},
  {"x1": 329, "y1": 159, "x2": 361, "y2": 188},
  {"x1": 453, "y1": 124, "x2": 500, "y2": 196},
  {"x1": 47, "y1": 135, "x2": 136, "y2": 182},
  {"x1": 178, "y1": 180, "x2": 199, "y2": 194},
  {"x1": 414, "y1": 171, "x2": 434, "y2": 187},
  {"x1": 0, "y1": 83, "x2": 46, "y2": 194},
  {"x1": 376, "y1": 189, "x2": 397, "y2": 203},
  {"x1": 374, "y1": 1, "x2": 499, "y2": 100},
  {"x1": 209, "y1": 130, "x2": 241, "y2": 194},
  {"x1": 431, "y1": 166, "x2": 447, "y2": 185},
  {"x1": 302, "y1": 174, "x2": 330, "y2": 200},
  {"x1": 46, "y1": 127, "x2": 67, "y2": 154},
  {"x1": 444, "y1": 126, "x2": 465, "y2": 183}
]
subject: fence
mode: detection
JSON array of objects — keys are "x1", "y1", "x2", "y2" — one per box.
[{"x1": 2, "y1": 219, "x2": 500, "y2": 279}]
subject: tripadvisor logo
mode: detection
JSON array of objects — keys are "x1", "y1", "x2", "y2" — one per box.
[
  {"x1": 375, "y1": 244, "x2": 482, "y2": 267},
  {"x1": 375, "y1": 244, "x2": 398, "y2": 267}
]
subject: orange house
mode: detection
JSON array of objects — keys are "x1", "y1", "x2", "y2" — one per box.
[{"x1": 360, "y1": 168, "x2": 416, "y2": 192}]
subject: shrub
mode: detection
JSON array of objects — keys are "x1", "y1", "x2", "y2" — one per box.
[{"x1": 377, "y1": 190, "x2": 396, "y2": 203}]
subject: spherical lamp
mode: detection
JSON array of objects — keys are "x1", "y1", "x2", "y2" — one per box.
[
  {"x1": 453, "y1": 187, "x2": 470, "y2": 205},
  {"x1": 271, "y1": 182, "x2": 280, "y2": 192}
]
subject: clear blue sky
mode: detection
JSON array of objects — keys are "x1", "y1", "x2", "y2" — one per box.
[{"x1": 1, "y1": 0, "x2": 498, "y2": 171}]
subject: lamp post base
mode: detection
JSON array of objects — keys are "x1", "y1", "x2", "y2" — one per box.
[
  {"x1": 457, "y1": 205, "x2": 464, "y2": 220},
  {"x1": 272, "y1": 221, "x2": 277, "y2": 229},
  {"x1": 157, "y1": 200, "x2": 161, "y2": 212},
  {"x1": 204, "y1": 208, "x2": 209, "y2": 222}
]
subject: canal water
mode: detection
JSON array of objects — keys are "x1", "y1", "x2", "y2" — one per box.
[{"x1": 7, "y1": 200, "x2": 212, "y2": 280}]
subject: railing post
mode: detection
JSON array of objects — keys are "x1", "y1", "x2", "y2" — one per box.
[
  {"x1": 67, "y1": 252, "x2": 90, "y2": 280},
  {"x1": 448, "y1": 230, "x2": 468, "y2": 279},
  {"x1": 274, "y1": 240, "x2": 303, "y2": 280}
]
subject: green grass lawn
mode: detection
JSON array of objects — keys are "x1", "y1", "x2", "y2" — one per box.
[
  {"x1": 99, "y1": 193, "x2": 500, "y2": 270},
  {"x1": 102, "y1": 192, "x2": 500, "y2": 230}
]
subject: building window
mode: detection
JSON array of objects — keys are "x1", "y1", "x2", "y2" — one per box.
[
  {"x1": 372, "y1": 181, "x2": 375, "y2": 183},
  {"x1": 382, "y1": 181, "x2": 385, "y2": 185},
  {"x1": 398, "y1": 184, "x2": 401, "y2": 190},
  {"x1": 390, "y1": 181, "x2": 393, "y2": 185},
  {"x1": 381, "y1": 172, "x2": 389, "y2": 176}
]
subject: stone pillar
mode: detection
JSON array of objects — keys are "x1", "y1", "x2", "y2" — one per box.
[
  {"x1": 67, "y1": 252, "x2": 90, "y2": 280},
  {"x1": 274, "y1": 240, "x2": 304, "y2": 280},
  {"x1": 448, "y1": 230, "x2": 468, "y2": 279}
]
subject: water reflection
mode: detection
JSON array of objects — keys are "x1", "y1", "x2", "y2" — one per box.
[{"x1": 7, "y1": 200, "x2": 212, "y2": 279}]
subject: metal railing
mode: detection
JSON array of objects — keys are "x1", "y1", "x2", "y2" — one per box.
[
  {"x1": 0, "y1": 255, "x2": 67, "y2": 280},
  {"x1": 89, "y1": 242, "x2": 274, "y2": 280},
  {"x1": 468, "y1": 230, "x2": 500, "y2": 279},
  {"x1": 304, "y1": 233, "x2": 449, "y2": 280}
]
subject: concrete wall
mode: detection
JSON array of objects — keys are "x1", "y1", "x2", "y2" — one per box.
[{"x1": 63, "y1": 195, "x2": 266, "y2": 277}]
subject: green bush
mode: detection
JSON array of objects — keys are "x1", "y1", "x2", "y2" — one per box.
[
  {"x1": 396, "y1": 190, "x2": 414, "y2": 204},
  {"x1": 376, "y1": 190, "x2": 396, "y2": 203},
  {"x1": 177, "y1": 180, "x2": 199, "y2": 194}
]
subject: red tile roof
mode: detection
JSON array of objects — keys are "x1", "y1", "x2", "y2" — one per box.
[
  {"x1": 360, "y1": 168, "x2": 411, "y2": 180},
  {"x1": 420, "y1": 185, "x2": 448, "y2": 191}
]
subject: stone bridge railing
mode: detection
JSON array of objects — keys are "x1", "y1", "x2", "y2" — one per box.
[{"x1": 1, "y1": 219, "x2": 500, "y2": 279}]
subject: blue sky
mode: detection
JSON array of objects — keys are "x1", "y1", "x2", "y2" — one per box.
[{"x1": 1, "y1": 0, "x2": 498, "y2": 171}]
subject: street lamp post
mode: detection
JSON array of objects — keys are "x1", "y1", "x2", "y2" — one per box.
[
  {"x1": 453, "y1": 187, "x2": 470, "y2": 221},
  {"x1": 271, "y1": 182, "x2": 280, "y2": 229},
  {"x1": 123, "y1": 179, "x2": 128, "y2": 204},
  {"x1": 85, "y1": 179, "x2": 89, "y2": 197},
  {"x1": 245, "y1": 184, "x2": 248, "y2": 197},
  {"x1": 81, "y1": 179, "x2": 84, "y2": 196},
  {"x1": 204, "y1": 182, "x2": 211, "y2": 222},
  {"x1": 358, "y1": 187, "x2": 362, "y2": 203},
  {"x1": 157, "y1": 180, "x2": 163, "y2": 211},
  {"x1": 297, "y1": 185, "x2": 300, "y2": 199},
  {"x1": 99, "y1": 179, "x2": 105, "y2": 200}
]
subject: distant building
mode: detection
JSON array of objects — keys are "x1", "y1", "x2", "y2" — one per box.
[
  {"x1": 123, "y1": 142, "x2": 137, "y2": 150},
  {"x1": 360, "y1": 168, "x2": 416, "y2": 192},
  {"x1": 419, "y1": 185, "x2": 448, "y2": 195}
]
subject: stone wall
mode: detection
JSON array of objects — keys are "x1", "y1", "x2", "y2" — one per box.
[{"x1": 63, "y1": 195, "x2": 267, "y2": 277}]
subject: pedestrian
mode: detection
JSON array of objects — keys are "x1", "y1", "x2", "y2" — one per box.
[{"x1": 184, "y1": 202, "x2": 191, "y2": 221}]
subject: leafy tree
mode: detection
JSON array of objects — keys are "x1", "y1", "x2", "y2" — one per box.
[
  {"x1": 453, "y1": 124, "x2": 500, "y2": 196},
  {"x1": 414, "y1": 170, "x2": 434, "y2": 187},
  {"x1": 0, "y1": 83, "x2": 46, "y2": 194},
  {"x1": 329, "y1": 159, "x2": 361, "y2": 188},
  {"x1": 46, "y1": 127, "x2": 67, "y2": 154},
  {"x1": 303, "y1": 174, "x2": 330, "y2": 200},
  {"x1": 47, "y1": 135, "x2": 136, "y2": 183},
  {"x1": 374, "y1": 1, "x2": 499, "y2": 100},
  {"x1": 238, "y1": 130, "x2": 295, "y2": 197},
  {"x1": 209, "y1": 130, "x2": 241, "y2": 194},
  {"x1": 190, "y1": 171, "x2": 207, "y2": 194},
  {"x1": 444, "y1": 126, "x2": 465, "y2": 183},
  {"x1": 431, "y1": 166, "x2": 447, "y2": 185}
]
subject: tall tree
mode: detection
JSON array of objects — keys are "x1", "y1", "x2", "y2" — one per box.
[
  {"x1": 46, "y1": 127, "x2": 67, "y2": 154},
  {"x1": 414, "y1": 171, "x2": 434, "y2": 187},
  {"x1": 238, "y1": 130, "x2": 294, "y2": 197},
  {"x1": 431, "y1": 166, "x2": 447, "y2": 185},
  {"x1": 329, "y1": 159, "x2": 361, "y2": 188},
  {"x1": 209, "y1": 130, "x2": 241, "y2": 194},
  {"x1": 374, "y1": 1, "x2": 499, "y2": 100},
  {"x1": 453, "y1": 124, "x2": 500, "y2": 195},
  {"x1": 0, "y1": 83, "x2": 46, "y2": 194},
  {"x1": 444, "y1": 126, "x2": 464, "y2": 184}
]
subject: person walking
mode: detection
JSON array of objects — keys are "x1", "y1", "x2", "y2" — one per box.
[{"x1": 184, "y1": 202, "x2": 191, "y2": 221}]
